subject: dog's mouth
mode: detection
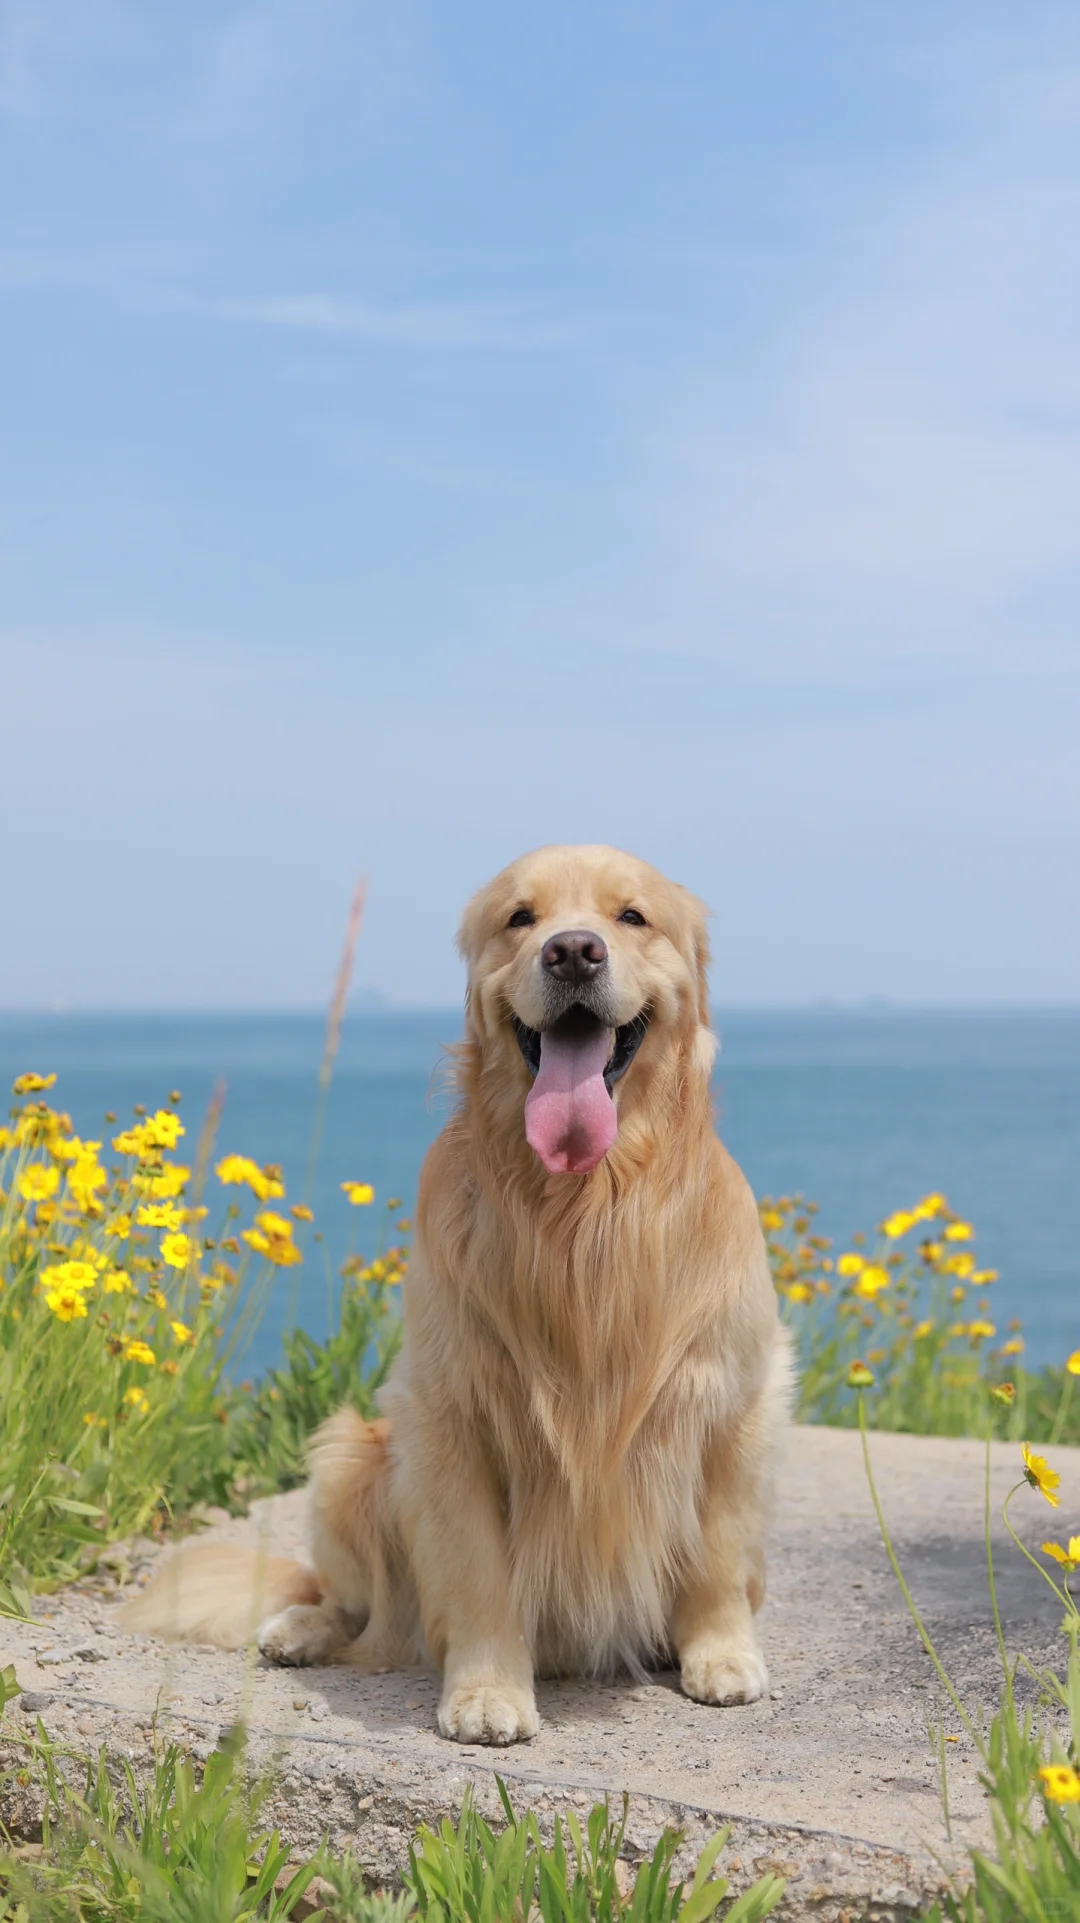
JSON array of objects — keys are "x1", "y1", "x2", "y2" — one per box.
[
  {"x1": 511, "y1": 1004, "x2": 650, "y2": 1176},
  {"x1": 511, "y1": 1006, "x2": 650, "y2": 1090}
]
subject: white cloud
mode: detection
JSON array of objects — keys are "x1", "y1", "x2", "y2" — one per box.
[{"x1": 188, "y1": 290, "x2": 579, "y2": 351}]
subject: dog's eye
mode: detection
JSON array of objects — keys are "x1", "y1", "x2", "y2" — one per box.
[
  {"x1": 617, "y1": 907, "x2": 648, "y2": 927},
  {"x1": 507, "y1": 907, "x2": 536, "y2": 929}
]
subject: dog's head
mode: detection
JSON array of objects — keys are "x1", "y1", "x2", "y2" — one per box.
[{"x1": 458, "y1": 845, "x2": 713, "y2": 1175}]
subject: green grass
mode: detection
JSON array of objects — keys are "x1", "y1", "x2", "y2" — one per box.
[
  {"x1": 0, "y1": 1084, "x2": 403, "y2": 1600},
  {"x1": 854, "y1": 1391, "x2": 1080, "y2": 1923},
  {"x1": 763, "y1": 1191, "x2": 1080, "y2": 1446},
  {"x1": 0, "y1": 1689, "x2": 784, "y2": 1923}
]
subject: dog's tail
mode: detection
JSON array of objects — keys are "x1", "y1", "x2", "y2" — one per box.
[
  {"x1": 116, "y1": 1408, "x2": 399, "y2": 1652},
  {"x1": 116, "y1": 1541, "x2": 322, "y2": 1650}
]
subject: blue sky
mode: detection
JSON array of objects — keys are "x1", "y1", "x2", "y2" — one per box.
[{"x1": 2, "y1": 1, "x2": 1078, "y2": 1007}]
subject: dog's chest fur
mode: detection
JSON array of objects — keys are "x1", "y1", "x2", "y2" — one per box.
[
  {"x1": 508, "y1": 1389, "x2": 714, "y2": 1678},
  {"x1": 465, "y1": 1252, "x2": 737, "y2": 1678}
]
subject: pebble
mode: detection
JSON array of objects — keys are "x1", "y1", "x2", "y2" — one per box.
[{"x1": 35, "y1": 1643, "x2": 108, "y2": 1666}]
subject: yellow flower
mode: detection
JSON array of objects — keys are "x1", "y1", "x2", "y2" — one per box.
[
  {"x1": 1021, "y1": 1444, "x2": 1061, "y2": 1507},
  {"x1": 970, "y1": 1269, "x2": 998, "y2": 1285},
  {"x1": 18, "y1": 1164, "x2": 60, "y2": 1202},
  {"x1": 102, "y1": 1268, "x2": 132, "y2": 1294},
  {"x1": 109, "y1": 1213, "x2": 132, "y2": 1240},
  {"x1": 943, "y1": 1221, "x2": 974, "y2": 1242},
  {"x1": 759, "y1": 1209, "x2": 784, "y2": 1231},
  {"x1": 1067, "y1": 1350, "x2": 1080, "y2": 1377},
  {"x1": 123, "y1": 1339, "x2": 155, "y2": 1366},
  {"x1": 254, "y1": 1210, "x2": 289, "y2": 1238},
  {"x1": 966, "y1": 1320, "x2": 996, "y2": 1342},
  {"x1": 836, "y1": 1252, "x2": 865, "y2": 1277},
  {"x1": 342, "y1": 1181, "x2": 375, "y2": 1206},
  {"x1": 170, "y1": 1319, "x2": 193, "y2": 1345},
  {"x1": 216, "y1": 1152, "x2": 260, "y2": 1187},
  {"x1": 1037, "y1": 1764, "x2": 1080, "y2": 1804},
  {"x1": 160, "y1": 1232, "x2": 194, "y2": 1270},
  {"x1": 112, "y1": 1111, "x2": 185, "y2": 1160},
  {"x1": 146, "y1": 1110, "x2": 184, "y2": 1150},
  {"x1": 852, "y1": 1265, "x2": 889, "y2": 1299},
  {"x1": 847, "y1": 1361, "x2": 875, "y2": 1388},
  {"x1": 45, "y1": 1284, "x2": 89, "y2": 1322},
  {"x1": 242, "y1": 1210, "x2": 301, "y2": 1266},
  {"x1": 123, "y1": 1385, "x2": 150, "y2": 1415},
  {"x1": 913, "y1": 1319, "x2": 935, "y2": 1339},
  {"x1": 784, "y1": 1282, "x2": 814, "y2": 1305},
  {"x1": 68, "y1": 1156, "x2": 107, "y2": 1210},
  {"x1": 40, "y1": 1259, "x2": 97, "y2": 1293},
  {"x1": 881, "y1": 1211, "x2": 915, "y2": 1238},
  {"x1": 131, "y1": 1163, "x2": 189, "y2": 1199},
  {"x1": 990, "y1": 1382, "x2": 1016, "y2": 1406},
  {"x1": 147, "y1": 1288, "x2": 167, "y2": 1309},
  {"x1": 1000, "y1": 1337, "x2": 1024, "y2": 1356},
  {"x1": 943, "y1": 1252, "x2": 975, "y2": 1277},
  {"x1": 1041, "y1": 1536, "x2": 1080, "y2": 1572},
  {"x1": 135, "y1": 1202, "x2": 184, "y2": 1230},
  {"x1": 913, "y1": 1192, "x2": 947, "y2": 1219},
  {"x1": 290, "y1": 1203, "x2": 314, "y2": 1222},
  {"x1": 13, "y1": 1071, "x2": 56, "y2": 1095},
  {"x1": 215, "y1": 1154, "x2": 284, "y2": 1201},
  {"x1": 266, "y1": 1239, "x2": 303, "y2": 1271}
]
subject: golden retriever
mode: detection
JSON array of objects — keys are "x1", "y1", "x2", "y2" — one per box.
[{"x1": 122, "y1": 844, "x2": 792, "y2": 1745}]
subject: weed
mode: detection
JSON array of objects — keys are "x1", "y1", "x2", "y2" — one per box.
[
  {"x1": 0, "y1": 1738, "x2": 784, "y2": 1923},
  {"x1": 851, "y1": 1370, "x2": 1080, "y2": 1921}
]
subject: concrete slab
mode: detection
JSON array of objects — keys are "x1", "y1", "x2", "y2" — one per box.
[{"x1": 3, "y1": 1426, "x2": 1079, "y2": 1922}]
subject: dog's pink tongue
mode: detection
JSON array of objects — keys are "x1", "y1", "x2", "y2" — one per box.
[{"x1": 525, "y1": 1024, "x2": 617, "y2": 1174}]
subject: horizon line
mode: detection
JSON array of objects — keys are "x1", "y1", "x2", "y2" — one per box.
[{"x1": 2, "y1": 1001, "x2": 1080, "y2": 1019}]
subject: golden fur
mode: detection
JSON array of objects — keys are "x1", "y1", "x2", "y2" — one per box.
[{"x1": 121, "y1": 845, "x2": 792, "y2": 1744}]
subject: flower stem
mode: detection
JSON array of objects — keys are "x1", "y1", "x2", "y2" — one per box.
[
  {"x1": 1001, "y1": 1484, "x2": 1079, "y2": 1623},
  {"x1": 984, "y1": 1425, "x2": 1015, "y2": 1717},
  {"x1": 857, "y1": 1393, "x2": 985, "y2": 1758},
  {"x1": 1048, "y1": 1370, "x2": 1075, "y2": 1448}
]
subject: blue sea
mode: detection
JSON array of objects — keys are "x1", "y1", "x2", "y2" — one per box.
[{"x1": 2, "y1": 1009, "x2": 1077, "y2": 1371}]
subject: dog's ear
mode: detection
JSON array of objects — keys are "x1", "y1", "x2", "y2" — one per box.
[
  {"x1": 678, "y1": 886, "x2": 712, "y2": 1027},
  {"x1": 680, "y1": 888, "x2": 716, "y2": 1079},
  {"x1": 456, "y1": 881, "x2": 490, "y2": 971}
]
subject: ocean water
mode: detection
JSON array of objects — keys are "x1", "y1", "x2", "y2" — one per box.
[{"x1": 1, "y1": 1008, "x2": 1077, "y2": 1372}]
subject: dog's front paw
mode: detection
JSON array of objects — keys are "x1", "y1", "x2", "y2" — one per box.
[
  {"x1": 680, "y1": 1633, "x2": 768, "y2": 1706},
  {"x1": 259, "y1": 1603, "x2": 342, "y2": 1667},
  {"x1": 437, "y1": 1682, "x2": 540, "y2": 1745}
]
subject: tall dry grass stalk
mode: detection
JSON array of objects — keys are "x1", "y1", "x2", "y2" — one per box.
[{"x1": 303, "y1": 876, "x2": 368, "y2": 1207}]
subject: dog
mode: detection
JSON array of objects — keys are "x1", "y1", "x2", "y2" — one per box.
[{"x1": 121, "y1": 844, "x2": 792, "y2": 1745}]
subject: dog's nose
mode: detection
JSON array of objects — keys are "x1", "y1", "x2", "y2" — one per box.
[{"x1": 541, "y1": 929, "x2": 609, "y2": 983}]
